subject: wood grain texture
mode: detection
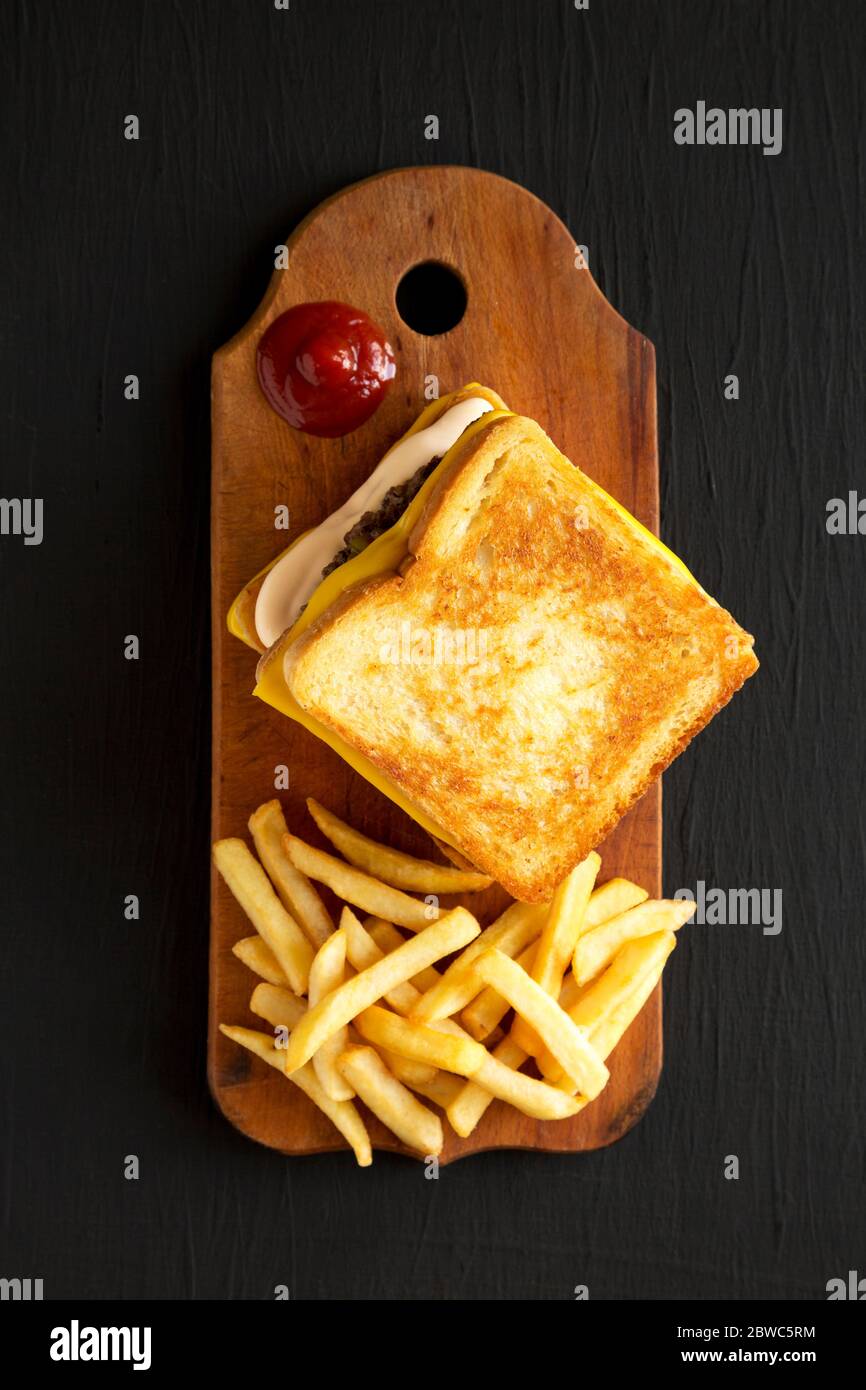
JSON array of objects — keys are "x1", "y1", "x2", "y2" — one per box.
[{"x1": 210, "y1": 166, "x2": 662, "y2": 1161}]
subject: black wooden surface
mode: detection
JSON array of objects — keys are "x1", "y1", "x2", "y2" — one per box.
[{"x1": 1, "y1": 0, "x2": 864, "y2": 1301}]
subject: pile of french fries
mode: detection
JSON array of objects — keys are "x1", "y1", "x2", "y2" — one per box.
[{"x1": 214, "y1": 799, "x2": 696, "y2": 1165}]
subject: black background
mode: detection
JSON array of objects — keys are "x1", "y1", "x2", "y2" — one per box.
[{"x1": 2, "y1": 0, "x2": 864, "y2": 1302}]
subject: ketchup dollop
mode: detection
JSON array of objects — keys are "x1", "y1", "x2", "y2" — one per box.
[{"x1": 257, "y1": 301, "x2": 396, "y2": 437}]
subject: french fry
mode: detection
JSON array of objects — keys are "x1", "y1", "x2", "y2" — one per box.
[
  {"x1": 573, "y1": 899, "x2": 696, "y2": 985},
  {"x1": 557, "y1": 971, "x2": 591, "y2": 1014},
  {"x1": 219, "y1": 805, "x2": 688, "y2": 1163},
  {"x1": 284, "y1": 834, "x2": 434, "y2": 931},
  {"x1": 249, "y1": 982, "x2": 307, "y2": 1031},
  {"x1": 307, "y1": 908, "x2": 586, "y2": 1125},
  {"x1": 337, "y1": 1045, "x2": 443, "y2": 1155},
  {"x1": 367, "y1": 919, "x2": 442, "y2": 992},
  {"x1": 447, "y1": 1036, "x2": 528, "y2": 1137},
  {"x1": 248, "y1": 800, "x2": 334, "y2": 947},
  {"x1": 539, "y1": 931, "x2": 676, "y2": 1082},
  {"x1": 219, "y1": 1025, "x2": 371, "y2": 1166},
  {"x1": 553, "y1": 934, "x2": 681, "y2": 1106},
  {"x1": 576, "y1": 932, "x2": 675, "y2": 1037},
  {"x1": 410, "y1": 901, "x2": 548, "y2": 1023},
  {"x1": 425, "y1": 935, "x2": 676, "y2": 1131},
  {"x1": 461, "y1": 941, "x2": 538, "y2": 1040},
  {"x1": 446, "y1": 1034, "x2": 582, "y2": 1135},
  {"x1": 340, "y1": 912, "x2": 553, "y2": 1116},
  {"x1": 244, "y1": 989, "x2": 434, "y2": 1125},
  {"x1": 309, "y1": 929, "x2": 354, "y2": 1101},
  {"x1": 284, "y1": 908, "x2": 481, "y2": 1073},
  {"x1": 571, "y1": 931, "x2": 676, "y2": 1076},
  {"x1": 512, "y1": 853, "x2": 600, "y2": 1053},
  {"x1": 346, "y1": 911, "x2": 473, "y2": 1033},
  {"x1": 355, "y1": 1005, "x2": 487, "y2": 1076},
  {"x1": 471, "y1": 1049, "x2": 583, "y2": 1122},
  {"x1": 584, "y1": 877, "x2": 649, "y2": 930},
  {"x1": 414, "y1": 1009, "x2": 581, "y2": 1121},
  {"x1": 474, "y1": 949, "x2": 609, "y2": 1099},
  {"x1": 528, "y1": 973, "x2": 594, "y2": 1083},
  {"x1": 390, "y1": 1062, "x2": 464, "y2": 1113},
  {"x1": 582, "y1": 955, "x2": 670, "y2": 1069},
  {"x1": 307, "y1": 798, "x2": 493, "y2": 893},
  {"x1": 342, "y1": 909, "x2": 422, "y2": 1015},
  {"x1": 375, "y1": 1048, "x2": 437, "y2": 1087},
  {"x1": 460, "y1": 880, "x2": 641, "y2": 1042},
  {"x1": 533, "y1": 852, "x2": 601, "y2": 982},
  {"x1": 347, "y1": 912, "x2": 497, "y2": 1063},
  {"x1": 213, "y1": 839, "x2": 314, "y2": 995},
  {"x1": 461, "y1": 953, "x2": 590, "y2": 1046},
  {"x1": 232, "y1": 935, "x2": 288, "y2": 986}
]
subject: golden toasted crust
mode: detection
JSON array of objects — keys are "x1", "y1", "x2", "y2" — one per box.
[
  {"x1": 230, "y1": 386, "x2": 507, "y2": 654},
  {"x1": 284, "y1": 416, "x2": 758, "y2": 900}
]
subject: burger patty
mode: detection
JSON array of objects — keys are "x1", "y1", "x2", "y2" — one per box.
[{"x1": 319, "y1": 456, "x2": 441, "y2": 581}]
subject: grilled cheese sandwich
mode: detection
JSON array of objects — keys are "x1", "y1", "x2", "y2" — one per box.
[{"x1": 250, "y1": 395, "x2": 758, "y2": 898}]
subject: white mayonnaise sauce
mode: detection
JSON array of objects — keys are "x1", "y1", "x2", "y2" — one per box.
[{"x1": 254, "y1": 396, "x2": 493, "y2": 648}]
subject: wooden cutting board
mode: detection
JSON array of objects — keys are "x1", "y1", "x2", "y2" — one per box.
[{"x1": 210, "y1": 166, "x2": 661, "y2": 1162}]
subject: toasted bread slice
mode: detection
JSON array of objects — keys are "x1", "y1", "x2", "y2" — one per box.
[{"x1": 280, "y1": 415, "x2": 758, "y2": 900}]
